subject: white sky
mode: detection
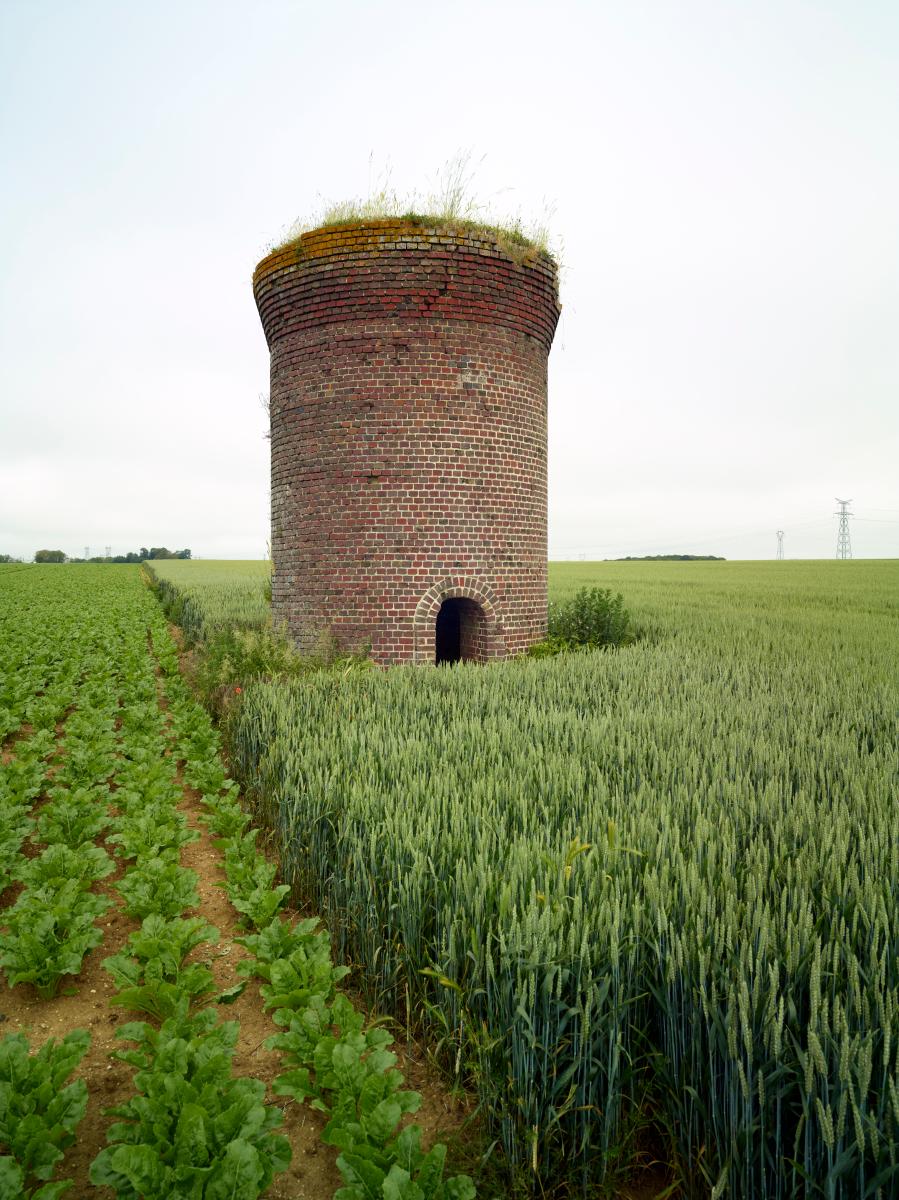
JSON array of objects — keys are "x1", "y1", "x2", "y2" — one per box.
[{"x1": 1, "y1": 0, "x2": 897, "y2": 562}]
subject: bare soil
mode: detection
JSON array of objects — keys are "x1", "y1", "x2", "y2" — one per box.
[{"x1": 1, "y1": 722, "x2": 35, "y2": 764}]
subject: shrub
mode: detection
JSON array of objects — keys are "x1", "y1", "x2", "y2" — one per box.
[{"x1": 531, "y1": 587, "x2": 634, "y2": 655}]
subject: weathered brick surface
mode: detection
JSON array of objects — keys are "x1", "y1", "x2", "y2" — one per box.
[{"x1": 253, "y1": 220, "x2": 560, "y2": 665}]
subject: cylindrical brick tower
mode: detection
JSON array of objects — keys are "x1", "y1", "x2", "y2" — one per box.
[{"x1": 253, "y1": 220, "x2": 560, "y2": 666}]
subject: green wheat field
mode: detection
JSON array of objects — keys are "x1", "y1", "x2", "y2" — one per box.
[{"x1": 139, "y1": 557, "x2": 899, "y2": 1196}]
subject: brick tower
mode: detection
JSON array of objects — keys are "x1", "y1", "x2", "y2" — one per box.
[{"x1": 253, "y1": 220, "x2": 560, "y2": 666}]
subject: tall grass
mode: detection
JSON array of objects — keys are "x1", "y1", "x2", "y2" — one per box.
[{"x1": 268, "y1": 153, "x2": 556, "y2": 260}]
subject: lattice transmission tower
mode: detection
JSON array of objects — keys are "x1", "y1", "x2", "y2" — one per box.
[
  {"x1": 835, "y1": 498, "x2": 853, "y2": 559},
  {"x1": 776, "y1": 530, "x2": 784, "y2": 560}
]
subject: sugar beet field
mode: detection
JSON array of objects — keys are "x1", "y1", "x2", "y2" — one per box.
[{"x1": 2, "y1": 560, "x2": 898, "y2": 1199}]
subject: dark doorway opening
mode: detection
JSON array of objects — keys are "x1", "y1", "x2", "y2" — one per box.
[
  {"x1": 435, "y1": 600, "x2": 461, "y2": 664},
  {"x1": 435, "y1": 598, "x2": 484, "y2": 664}
]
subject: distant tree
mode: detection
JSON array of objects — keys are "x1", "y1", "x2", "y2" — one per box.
[
  {"x1": 34, "y1": 550, "x2": 67, "y2": 563},
  {"x1": 0, "y1": 554, "x2": 23, "y2": 563},
  {"x1": 103, "y1": 548, "x2": 190, "y2": 563},
  {"x1": 146, "y1": 547, "x2": 191, "y2": 560},
  {"x1": 615, "y1": 554, "x2": 726, "y2": 562},
  {"x1": 57, "y1": 546, "x2": 193, "y2": 563}
]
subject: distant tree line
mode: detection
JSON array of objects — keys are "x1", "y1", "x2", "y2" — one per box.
[
  {"x1": 613, "y1": 554, "x2": 726, "y2": 562},
  {"x1": 32, "y1": 547, "x2": 191, "y2": 564},
  {"x1": 0, "y1": 554, "x2": 24, "y2": 563}
]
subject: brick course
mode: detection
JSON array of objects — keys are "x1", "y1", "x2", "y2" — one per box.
[{"x1": 253, "y1": 220, "x2": 560, "y2": 665}]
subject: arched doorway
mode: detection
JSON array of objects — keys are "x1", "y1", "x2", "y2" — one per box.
[
  {"x1": 435, "y1": 598, "x2": 485, "y2": 664},
  {"x1": 412, "y1": 577, "x2": 505, "y2": 665}
]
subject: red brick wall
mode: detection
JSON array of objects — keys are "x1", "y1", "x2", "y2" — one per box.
[
  {"x1": 455, "y1": 599, "x2": 486, "y2": 663},
  {"x1": 253, "y1": 220, "x2": 560, "y2": 666}
]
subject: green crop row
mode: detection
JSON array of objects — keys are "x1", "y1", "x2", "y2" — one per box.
[
  {"x1": 0, "y1": 1029, "x2": 91, "y2": 1199},
  {"x1": 1, "y1": 565, "x2": 176, "y2": 1193},
  {"x1": 0, "y1": 569, "x2": 158, "y2": 1001},
  {"x1": 0, "y1": 566, "x2": 291, "y2": 1197},
  {"x1": 0, "y1": 566, "x2": 83, "y2": 742}
]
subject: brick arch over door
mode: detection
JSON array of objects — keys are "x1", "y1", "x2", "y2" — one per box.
[{"x1": 412, "y1": 578, "x2": 506, "y2": 665}]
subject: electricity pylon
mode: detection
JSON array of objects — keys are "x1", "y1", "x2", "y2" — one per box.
[
  {"x1": 776, "y1": 530, "x2": 784, "y2": 560},
  {"x1": 835, "y1": 498, "x2": 853, "y2": 559}
]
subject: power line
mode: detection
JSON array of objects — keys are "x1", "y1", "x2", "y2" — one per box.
[
  {"x1": 550, "y1": 518, "x2": 832, "y2": 553},
  {"x1": 835, "y1": 498, "x2": 852, "y2": 560},
  {"x1": 550, "y1": 508, "x2": 898, "y2": 558}
]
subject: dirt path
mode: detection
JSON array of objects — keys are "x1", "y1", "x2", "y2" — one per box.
[{"x1": 176, "y1": 778, "x2": 342, "y2": 1199}]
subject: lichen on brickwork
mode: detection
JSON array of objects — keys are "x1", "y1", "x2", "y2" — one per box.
[{"x1": 265, "y1": 213, "x2": 555, "y2": 268}]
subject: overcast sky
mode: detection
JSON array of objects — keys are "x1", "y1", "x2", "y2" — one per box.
[{"x1": 1, "y1": 0, "x2": 897, "y2": 562}]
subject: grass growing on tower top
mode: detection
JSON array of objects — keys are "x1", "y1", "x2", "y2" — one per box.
[{"x1": 265, "y1": 153, "x2": 558, "y2": 263}]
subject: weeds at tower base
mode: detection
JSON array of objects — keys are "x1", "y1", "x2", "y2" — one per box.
[{"x1": 528, "y1": 587, "x2": 636, "y2": 657}]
